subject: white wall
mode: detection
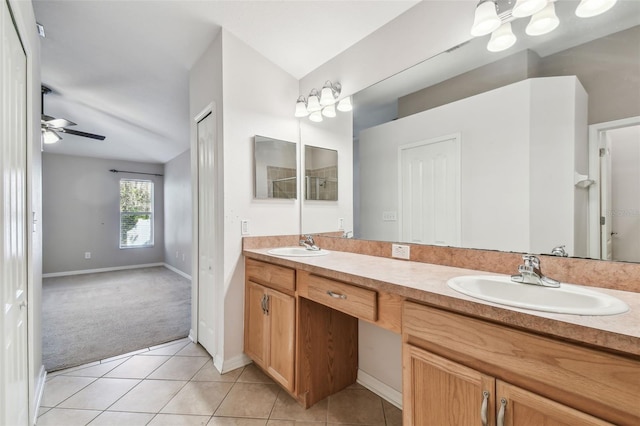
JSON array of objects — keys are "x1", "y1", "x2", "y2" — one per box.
[
  {"x1": 220, "y1": 29, "x2": 301, "y2": 366},
  {"x1": 164, "y1": 149, "x2": 192, "y2": 276},
  {"x1": 190, "y1": 29, "x2": 301, "y2": 369},
  {"x1": 42, "y1": 154, "x2": 165, "y2": 274}
]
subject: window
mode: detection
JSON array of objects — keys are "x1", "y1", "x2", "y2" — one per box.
[{"x1": 120, "y1": 179, "x2": 154, "y2": 248}]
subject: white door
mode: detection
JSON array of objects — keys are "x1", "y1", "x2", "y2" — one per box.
[
  {"x1": 197, "y1": 110, "x2": 217, "y2": 355},
  {"x1": 399, "y1": 135, "x2": 461, "y2": 246},
  {"x1": 600, "y1": 135, "x2": 613, "y2": 260},
  {"x1": 1, "y1": 1, "x2": 29, "y2": 424}
]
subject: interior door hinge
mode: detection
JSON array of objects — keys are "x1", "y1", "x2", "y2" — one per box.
[
  {"x1": 601, "y1": 216, "x2": 606, "y2": 225},
  {"x1": 599, "y1": 148, "x2": 606, "y2": 157}
]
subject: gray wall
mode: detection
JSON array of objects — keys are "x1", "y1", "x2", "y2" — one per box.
[
  {"x1": 164, "y1": 149, "x2": 192, "y2": 276},
  {"x1": 42, "y1": 153, "x2": 164, "y2": 274}
]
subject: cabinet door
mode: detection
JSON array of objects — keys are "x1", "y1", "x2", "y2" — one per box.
[
  {"x1": 266, "y1": 289, "x2": 296, "y2": 391},
  {"x1": 245, "y1": 281, "x2": 267, "y2": 367},
  {"x1": 496, "y1": 381, "x2": 614, "y2": 426},
  {"x1": 403, "y1": 344, "x2": 495, "y2": 426}
]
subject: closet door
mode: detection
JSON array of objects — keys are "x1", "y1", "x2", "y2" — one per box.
[{"x1": 1, "y1": 1, "x2": 29, "y2": 424}]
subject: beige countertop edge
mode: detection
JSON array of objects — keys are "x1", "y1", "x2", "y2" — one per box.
[{"x1": 243, "y1": 248, "x2": 640, "y2": 358}]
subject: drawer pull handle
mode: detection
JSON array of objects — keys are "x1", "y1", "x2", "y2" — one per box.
[
  {"x1": 481, "y1": 391, "x2": 489, "y2": 426},
  {"x1": 326, "y1": 290, "x2": 347, "y2": 299},
  {"x1": 497, "y1": 398, "x2": 507, "y2": 426}
]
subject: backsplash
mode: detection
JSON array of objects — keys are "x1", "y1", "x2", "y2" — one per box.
[{"x1": 243, "y1": 235, "x2": 640, "y2": 293}]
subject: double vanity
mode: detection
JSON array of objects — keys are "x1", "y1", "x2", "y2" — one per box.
[{"x1": 242, "y1": 236, "x2": 639, "y2": 425}]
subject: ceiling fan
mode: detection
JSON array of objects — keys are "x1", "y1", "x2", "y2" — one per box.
[{"x1": 41, "y1": 85, "x2": 106, "y2": 144}]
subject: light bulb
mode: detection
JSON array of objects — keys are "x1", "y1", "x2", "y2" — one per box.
[
  {"x1": 306, "y1": 89, "x2": 321, "y2": 112},
  {"x1": 42, "y1": 129, "x2": 61, "y2": 144},
  {"x1": 337, "y1": 97, "x2": 353, "y2": 112},
  {"x1": 512, "y1": 0, "x2": 548, "y2": 17},
  {"x1": 294, "y1": 96, "x2": 309, "y2": 117},
  {"x1": 322, "y1": 103, "x2": 336, "y2": 118},
  {"x1": 526, "y1": 2, "x2": 559, "y2": 36},
  {"x1": 575, "y1": 0, "x2": 617, "y2": 17},
  {"x1": 309, "y1": 111, "x2": 323, "y2": 122},
  {"x1": 487, "y1": 22, "x2": 517, "y2": 52},
  {"x1": 471, "y1": 1, "x2": 501, "y2": 37}
]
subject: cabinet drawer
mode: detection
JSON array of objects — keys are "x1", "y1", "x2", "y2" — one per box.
[
  {"x1": 246, "y1": 258, "x2": 295, "y2": 293},
  {"x1": 306, "y1": 274, "x2": 377, "y2": 321}
]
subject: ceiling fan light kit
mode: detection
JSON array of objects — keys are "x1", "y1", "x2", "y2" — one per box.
[
  {"x1": 471, "y1": 0, "x2": 618, "y2": 52},
  {"x1": 40, "y1": 85, "x2": 106, "y2": 144}
]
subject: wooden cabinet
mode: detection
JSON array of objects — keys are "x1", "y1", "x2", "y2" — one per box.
[
  {"x1": 244, "y1": 260, "x2": 295, "y2": 392},
  {"x1": 404, "y1": 344, "x2": 613, "y2": 426},
  {"x1": 402, "y1": 301, "x2": 638, "y2": 426}
]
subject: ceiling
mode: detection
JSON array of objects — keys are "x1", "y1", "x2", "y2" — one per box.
[{"x1": 33, "y1": 0, "x2": 420, "y2": 164}]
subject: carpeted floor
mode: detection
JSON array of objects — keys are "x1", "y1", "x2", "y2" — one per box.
[{"x1": 43, "y1": 266, "x2": 191, "y2": 372}]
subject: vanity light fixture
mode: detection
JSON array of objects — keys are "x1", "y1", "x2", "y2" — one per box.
[
  {"x1": 295, "y1": 80, "x2": 352, "y2": 121},
  {"x1": 471, "y1": 0, "x2": 617, "y2": 52}
]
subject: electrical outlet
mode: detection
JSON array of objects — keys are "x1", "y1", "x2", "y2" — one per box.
[
  {"x1": 84, "y1": 252, "x2": 91, "y2": 259},
  {"x1": 391, "y1": 244, "x2": 410, "y2": 260},
  {"x1": 338, "y1": 218, "x2": 344, "y2": 230},
  {"x1": 241, "y1": 219, "x2": 250, "y2": 235},
  {"x1": 382, "y1": 211, "x2": 397, "y2": 221}
]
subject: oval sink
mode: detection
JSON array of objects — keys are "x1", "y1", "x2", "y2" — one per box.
[
  {"x1": 447, "y1": 275, "x2": 629, "y2": 316},
  {"x1": 267, "y1": 247, "x2": 330, "y2": 257}
]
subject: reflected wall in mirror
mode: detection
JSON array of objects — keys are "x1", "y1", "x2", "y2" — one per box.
[
  {"x1": 254, "y1": 135, "x2": 297, "y2": 199},
  {"x1": 348, "y1": 2, "x2": 640, "y2": 262},
  {"x1": 305, "y1": 145, "x2": 338, "y2": 201}
]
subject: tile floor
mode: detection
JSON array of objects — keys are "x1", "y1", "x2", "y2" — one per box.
[{"x1": 38, "y1": 338, "x2": 402, "y2": 426}]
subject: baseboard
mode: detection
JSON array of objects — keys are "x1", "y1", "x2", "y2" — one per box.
[
  {"x1": 163, "y1": 263, "x2": 192, "y2": 280},
  {"x1": 42, "y1": 263, "x2": 165, "y2": 278},
  {"x1": 32, "y1": 365, "x2": 47, "y2": 425},
  {"x1": 215, "y1": 353, "x2": 252, "y2": 374},
  {"x1": 357, "y1": 369, "x2": 403, "y2": 409}
]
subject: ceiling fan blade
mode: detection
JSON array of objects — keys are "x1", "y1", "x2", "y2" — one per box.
[
  {"x1": 45, "y1": 118, "x2": 77, "y2": 128},
  {"x1": 59, "y1": 128, "x2": 106, "y2": 140}
]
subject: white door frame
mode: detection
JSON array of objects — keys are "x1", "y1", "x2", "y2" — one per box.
[
  {"x1": 588, "y1": 116, "x2": 640, "y2": 258},
  {"x1": 397, "y1": 133, "x2": 461, "y2": 246}
]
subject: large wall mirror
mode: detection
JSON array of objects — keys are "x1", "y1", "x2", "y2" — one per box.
[
  {"x1": 254, "y1": 135, "x2": 297, "y2": 199},
  {"x1": 305, "y1": 145, "x2": 338, "y2": 201},
  {"x1": 315, "y1": 1, "x2": 640, "y2": 263}
]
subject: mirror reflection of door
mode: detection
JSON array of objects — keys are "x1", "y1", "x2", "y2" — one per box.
[
  {"x1": 399, "y1": 135, "x2": 460, "y2": 246},
  {"x1": 603, "y1": 124, "x2": 640, "y2": 262}
]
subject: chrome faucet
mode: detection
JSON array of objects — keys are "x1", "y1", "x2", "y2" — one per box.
[
  {"x1": 299, "y1": 234, "x2": 320, "y2": 251},
  {"x1": 511, "y1": 254, "x2": 560, "y2": 288},
  {"x1": 551, "y1": 245, "x2": 568, "y2": 257},
  {"x1": 342, "y1": 231, "x2": 353, "y2": 238}
]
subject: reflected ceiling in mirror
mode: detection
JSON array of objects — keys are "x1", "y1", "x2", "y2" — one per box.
[
  {"x1": 254, "y1": 135, "x2": 297, "y2": 200},
  {"x1": 349, "y1": 1, "x2": 640, "y2": 263}
]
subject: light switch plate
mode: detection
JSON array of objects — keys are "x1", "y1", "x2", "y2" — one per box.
[{"x1": 241, "y1": 219, "x2": 249, "y2": 235}]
